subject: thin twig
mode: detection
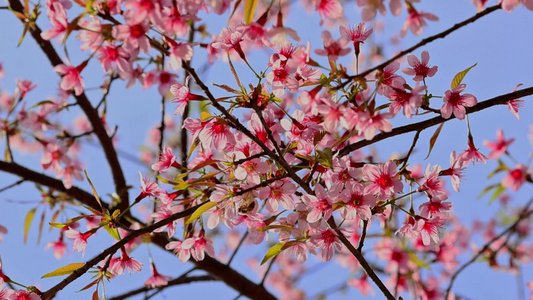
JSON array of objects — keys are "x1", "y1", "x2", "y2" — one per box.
[
  {"x1": 0, "y1": 179, "x2": 25, "y2": 193},
  {"x1": 336, "y1": 4, "x2": 502, "y2": 90},
  {"x1": 108, "y1": 275, "x2": 216, "y2": 300},
  {"x1": 399, "y1": 130, "x2": 421, "y2": 171},
  {"x1": 226, "y1": 231, "x2": 249, "y2": 266}
]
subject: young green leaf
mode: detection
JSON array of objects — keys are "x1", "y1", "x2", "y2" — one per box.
[
  {"x1": 185, "y1": 201, "x2": 217, "y2": 225},
  {"x1": 451, "y1": 63, "x2": 477, "y2": 90},
  {"x1": 260, "y1": 241, "x2": 295, "y2": 265},
  {"x1": 42, "y1": 263, "x2": 85, "y2": 278},
  {"x1": 24, "y1": 207, "x2": 37, "y2": 244}
]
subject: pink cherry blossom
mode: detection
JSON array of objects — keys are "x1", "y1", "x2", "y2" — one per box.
[
  {"x1": 45, "y1": 237, "x2": 67, "y2": 259},
  {"x1": 54, "y1": 60, "x2": 85, "y2": 96},
  {"x1": 310, "y1": 227, "x2": 343, "y2": 262},
  {"x1": 64, "y1": 229, "x2": 93, "y2": 256},
  {"x1": 501, "y1": 164, "x2": 527, "y2": 191},
  {"x1": 144, "y1": 263, "x2": 172, "y2": 288},
  {"x1": 316, "y1": 0, "x2": 343, "y2": 25},
  {"x1": 483, "y1": 129, "x2": 515, "y2": 160},
  {"x1": 419, "y1": 215, "x2": 446, "y2": 246},
  {"x1": 384, "y1": 81, "x2": 425, "y2": 119},
  {"x1": 41, "y1": 2, "x2": 68, "y2": 43},
  {"x1": 151, "y1": 146, "x2": 178, "y2": 173},
  {"x1": 439, "y1": 150, "x2": 465, "y2": 192},
  {"x1": 400, "y1": 5, "x2": 438, "y2": 38},
  {"x1": 112, "y1": 15, "x2": 151, "y2": 54},
  {"x1": 440, "y1": 84, "x2": 477, "y2": 120},
  {"x1": 458, "y1": 137, "x2": 487, "y2": 167},
  {"x1": 339, "y1": 22, "x2": 373, "y2": 55},
  {"x1": 402, "y1": 51, "x2": 438, "y2": 81},
  {"x1": 109, "y1": 250, "x2": 143, "y2": 275},
  {"x1": 314, "y1": 30, "x2": 350, "y2": 61},
  {"x1": 348, "y1": 275, "x2": 375, "y2": 296},
  {"x1": 362, "y1": 161, "x2": 403, "y2": 200},
  {"x1": 181, "y1": 235, "x2": 215, "y2": 261},
  {"x1": 165, "y1": 240, "x2": 191, "y2": 262}
]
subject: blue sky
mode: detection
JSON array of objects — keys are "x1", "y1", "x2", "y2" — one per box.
[{"x1": 1, "y1": 1, "x2": 533, "y2": 299}]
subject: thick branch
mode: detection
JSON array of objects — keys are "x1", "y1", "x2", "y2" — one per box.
[
  {"x1": 339, "y1": 86, "x2": 533, "y2": 157},
  {"x1": 8, "y1": 0, "x2": 129, "y2": 211},
  {"x1": 0, "y1": 161, "x2": 276, "y2": 300}
]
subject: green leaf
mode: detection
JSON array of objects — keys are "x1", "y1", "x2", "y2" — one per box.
[
  {"x1": 451, "y1": 63, "x2": 477, "y2": 90},
  {"x1": 42, "y1": 263, "x2": 85, "y2": 278},
  {"x1": 489, "y1": 184, "x2": 506, "y2": 204},
  {"x1": 477, "y1": 183, "x2": 498, "y2": 199},
  {"x1": 260, "y1": 241, "x2": 295, "y2": 265},
  {"x1": 185, "y1": 201, "x2": 217, "y2": 225},
  {"x1": 104, "y1": 225, "x2": 120, "y2": 240},
  {"x1": 257, "y1": 224, "x2": 293, "y2": 232},
  {"x1": 408, "y1": 252, "x2": 431, "y2": 270},
  {"x1": 425, "y1": 123, "x2": 444, "y2": 159},
  {"x1": 24, "y1": 208, "x2": 37, "y2": 244},
  {"x1": 243, "y1": 0, "x2": 258, "y2": 24}
]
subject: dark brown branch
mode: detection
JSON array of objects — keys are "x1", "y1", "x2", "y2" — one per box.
[
  {"x1": 41, "y1": 203, "x2": 207, "y2": 299},
  {"x1": 0, "y1": 160, "x2": 276, "y2": 299},
  {"x1": 339, "y1": 86, "x2": 533, "y2": 157},
  {"x1": 7, "y1": 0, "x2": 130, "y2": 212},
  {"x1": 327, "y1": 218, "x2": 394, "y2": 300},
  {"x1": 107, "y1": 275, "x2": 217, "y2": 300},
  {"x1": 444, "y1": 197, "x2": 533, "y2": 299},
  {"x1": 337, "y1": 4, "x2": 502, "y2": 89},
  {"x1": 357, "y1": 220, "x2": 369, "y2": 252}
]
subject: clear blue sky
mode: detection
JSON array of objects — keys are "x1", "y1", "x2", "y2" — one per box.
[{"x1": 1, "y1": 1, "x2": 533, "y2": 299}]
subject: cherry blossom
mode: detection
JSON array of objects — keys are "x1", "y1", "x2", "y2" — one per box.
[
  {"x1": 339, "y1": 22, "x2": 373, "y2": 55},
  {"x1": 501, "y1": 164, "x2": 527, "y2": 191},
  {"x1": 400, "y1": 5, "x2": 439, "y2": 38},
  {"x1": 151, "y1": 146, "x2": 178, "y2": 173},
  {"x1": 109, "y1": 249, "x2": 143, "y2": 275},
  {"x1": 144, "y1": 263, "x2": 172, "y2": 288},
  {"x1": 362, "y1": 161, "x2": 403, "y2": 200},
  {"x1": 402, "y1": 51, "x2": 438, "y2": 82},
  {"x1": 53, "y1": 60, "x2": 85, "y2": 96},
  {"x1": 64, "y1": 229, "x2": 93, "y2": 256},
  {"x1": 440, "y1": 84, "x2": 477, "y2": 120},
  {"x1": 483, "y1": 129, "x2": 515, "y2": 160}
]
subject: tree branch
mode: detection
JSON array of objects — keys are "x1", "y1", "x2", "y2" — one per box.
[
  {"x1": 7, "y1": 0, "x2": 130, "y2": 212},
  {"x1": 0, "y1": 160, "x2": 276, "y2": 299},
  {"x1": 339, "y1": 86, "x2": 533, "y2": 157}
]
